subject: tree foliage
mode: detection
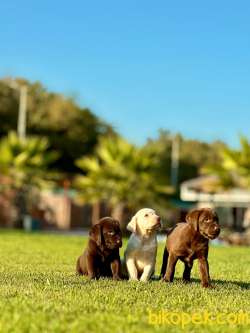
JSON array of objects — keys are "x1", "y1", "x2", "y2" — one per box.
[
  {"x1": 74, "y1": 136, "x2": 173, "y2": 216},
  {"x1": 0, "y1": 131, "x2": 59, "y2": 190},
  {"x1": 145, "y1": 130, "x2": 225, "y2": 187},
  {"x1": 0, "y1": 78, "x2": 114, "y2": 173},
  {"x1": 202, "y1": 135, "x2": 250, "y2": 190},
  {"x1": 0, "y1": 132, "x2": 59, "y2": 223}
]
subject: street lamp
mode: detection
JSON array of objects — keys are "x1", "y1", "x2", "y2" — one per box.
[
  {"x1": 2, "y1": 78, "x2": 28, "y2": 140},
  {"x1": 171, "y1": 134, "x2": 179, "y2": 189}
]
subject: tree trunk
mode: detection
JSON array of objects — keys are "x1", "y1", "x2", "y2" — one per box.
[
  {"x1": 14, "y1": 186, "x2": 28, "y2": 228},
  {"x1": 92, "y1": 202, "x2": 101, "y2": 225},
  {"x1": 111, "y1": 203, "x2": 126, "y2": 230}
]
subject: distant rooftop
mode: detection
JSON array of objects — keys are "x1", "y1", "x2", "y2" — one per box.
[{"x1": 181, "y1": 175, "x2": 250, "y2": 207}]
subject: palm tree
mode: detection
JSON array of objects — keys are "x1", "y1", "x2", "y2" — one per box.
[
  {"x1": 202, "y1": 135, "x2": 250, "y2": 191},
  {"x1": 0, "y1": 132, "x2": 59, "y2": 225},
  {"x1": 74, "y1": 136, "x2": 172, "y2": 226}
]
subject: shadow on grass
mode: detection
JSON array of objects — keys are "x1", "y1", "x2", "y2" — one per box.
[
  {"x1": 166, "y1": 277, "x2": 250, "y2": 289},
  {"x1": 210, "y1": 278, "x2": 250, "y2": 289},
  {"x1": 65, "y1": 275, "x2": 250, "y2": 290}
]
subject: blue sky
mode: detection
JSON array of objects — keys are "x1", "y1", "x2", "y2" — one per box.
[{"x1": 0, "y1": 1, "x2": 249, "y2": 146}]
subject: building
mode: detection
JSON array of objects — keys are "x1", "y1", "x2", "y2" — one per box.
[{"x1": 180, "y1": 175, "x2": 250, "y2": 230}]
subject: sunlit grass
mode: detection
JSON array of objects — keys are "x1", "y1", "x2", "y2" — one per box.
[{"x1": 0, "y1": 231, "x2": 249, "y2": 333}]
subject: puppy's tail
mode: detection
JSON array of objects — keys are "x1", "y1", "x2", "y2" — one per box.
[
  {"x1": 165, "y1": 226, "x2": 176, "y2": 236},
  {"x1": 160, "y1": 247, "x2": 169, "y2": 278}
]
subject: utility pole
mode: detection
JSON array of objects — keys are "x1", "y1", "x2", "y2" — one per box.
[
  {"x1": 2, "y1": 78, "x2": 28, "y2": 139},
  {"x1": 17, "y1": 85, "x2": 28, "y2": 139},
  {"x1": 171, "y1": 135, "x2": 179, "y2": 189}
]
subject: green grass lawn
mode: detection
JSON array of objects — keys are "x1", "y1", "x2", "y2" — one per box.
[{"x1": 0, "y1": 231, "x2": 249, "y2": 333}]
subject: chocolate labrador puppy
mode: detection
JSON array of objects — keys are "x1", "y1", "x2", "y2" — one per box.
[
  {"x1": 76, "y1": 217, "x2": 122, "y2": 280},
  {"x1": 160, "y1": 208, "x2": 220, "y2": 287}
]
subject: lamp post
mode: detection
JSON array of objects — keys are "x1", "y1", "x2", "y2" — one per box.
[
  {"x1": 2, "y1": 78, "x2": 28, "y2": 140},
  {"x1": 17, "y1": 85, "x2": 27, "y2": 140},
  {"x1": 171, "y1": 134, "x2": 179, "y2": 189}
]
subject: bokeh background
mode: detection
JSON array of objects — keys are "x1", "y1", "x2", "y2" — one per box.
[{"x1": 0, "y1": 0, "x2": 250, "y2": 245}]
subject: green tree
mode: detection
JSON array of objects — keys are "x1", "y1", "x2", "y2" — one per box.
[
  {"x1": 74, "y1": 136, "x2": 172, "y2": 226},
  {"x1": 0, "y1": 78, "x2": 114, "y2": 173},
  {"x1": 145, "y1": 130, "x2": 225, "y2": 187},
  {"x1": 202, "y1": 135, "x2": 250, "y2": 190},
  {"x1": 0, "y1": 132, "x2": 59, "y2": 225}
]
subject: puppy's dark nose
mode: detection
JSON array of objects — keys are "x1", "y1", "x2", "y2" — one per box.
[{"x1": 157, "y1": 216, "x2": 161, "y2": 223}]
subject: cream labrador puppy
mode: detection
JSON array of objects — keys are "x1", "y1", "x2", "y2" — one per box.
[{"x1": 124, "y1": 208, "x2": 161, "y2": 282}]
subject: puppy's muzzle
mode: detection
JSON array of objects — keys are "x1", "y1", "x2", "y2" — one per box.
[
  {"x1": 207, "y1": 224, "x2": 220, "y2": 239},
  {"x1": 155, "y1": 216, "x2": 162, "y2": 229}
]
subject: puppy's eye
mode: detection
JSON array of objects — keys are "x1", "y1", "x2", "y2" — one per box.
[
  {"x1": 145, "y1": 214, "x2": 149, "y2": 217},
  {"x1": 205, "y1": 218, "x2": 210, "y2": 222}
]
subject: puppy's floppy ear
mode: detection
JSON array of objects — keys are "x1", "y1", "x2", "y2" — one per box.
[
  {"x1": 186, "y1": 209, "x2": 201, "y2": 231},
  {"x1": 127, "y1": 215, "x2": 137, "y2": 233},
  {"x1": 90, "y1": 223, "x2": 102, "y2": 247}
]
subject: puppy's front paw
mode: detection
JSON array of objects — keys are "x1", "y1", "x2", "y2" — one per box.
[
  {"x1": 161, "y1": 276, "x2": 171, "y2": 283},
  {"x1": 140, "y1": 278, "x2": 149, "y2": 283},
  {"x1": 202, "y1": 283, "x2": 215, "y2": 289},
  {"x1": 129, "y1": 277, "x2": 139, "y2": 281},
  {"x1": 113, "y1": 275, "x2": 122, "y2": 281}
]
